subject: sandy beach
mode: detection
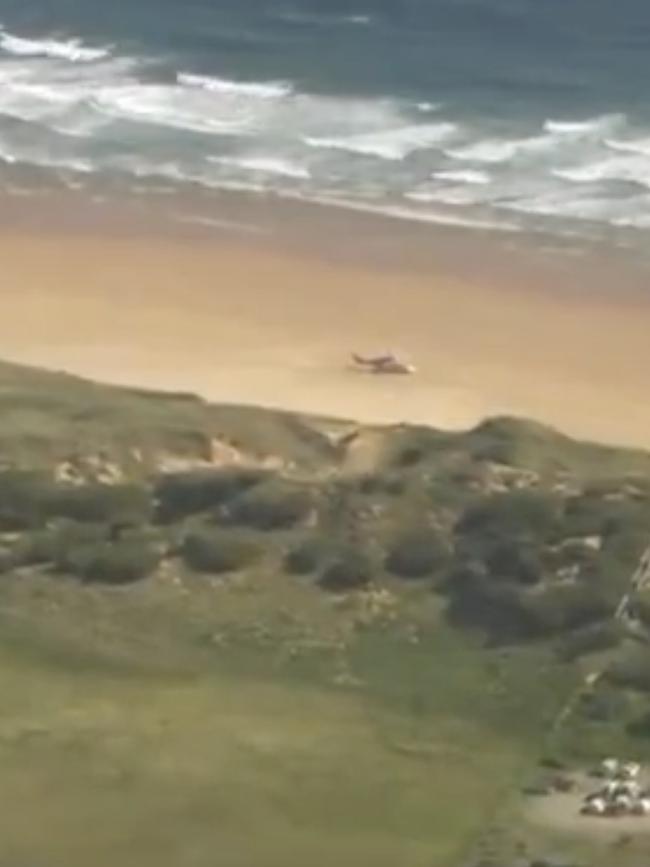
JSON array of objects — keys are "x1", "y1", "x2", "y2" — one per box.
[{"x1": 1, "y1": 195, "x2": 650, "y2": 450}]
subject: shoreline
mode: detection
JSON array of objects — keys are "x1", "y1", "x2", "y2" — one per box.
[{"x1": 0, "y1": 191, "x2": 650, "y2": 450}]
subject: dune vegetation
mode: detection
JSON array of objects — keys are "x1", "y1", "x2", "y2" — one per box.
[{"x1": 0, "y1": 361, "x2": 649, "y2": 865}]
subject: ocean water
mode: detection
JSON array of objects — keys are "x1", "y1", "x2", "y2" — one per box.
[{"x1": 0, "y1": 0, "x2": 650, "y2": 244}]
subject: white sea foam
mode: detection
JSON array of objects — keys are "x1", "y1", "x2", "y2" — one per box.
[
  {"x1": 446, "y1": 116, "x2": 622, "y2": 166},
  {"x1": 175, "y1": 213, "x2": 268, "y2": 234},
  {"x1": 543, "y1": 115, "x2": 621, "y2": 135},
  {"x1": 306, "y1": 193, "x2": 520, "y2": 232},
  {"x1": 611, "y1": 206, "x2": 650, "y2": 229},
  {"x1": 304, "y1": 123, "x2": 457, "y2": 160},
  {"x1": 500, "y1": 191, "x2": 623, "y2": 222},
  {"x1": 275, "y1": 11, "x2": 372, "y2": 26},
  {"x1": 92, "y1": 84, "x2": 260, "y2": 136},
  {"x1": 445, "y1": 134, "x2": 558, "y2": 164},
  {"x1": 406, "y1": 179, "x2": 496, "y2": 205},
  {"x1": 208, "y1": 155, "x2": 309, "y2": 179},
  {"x1": 432, "y1": 169, "x2": 491, "y2": 185},
  {"x1": 344, "y1": 15, "x2": 372, "y2": 25},
  {"x1": 0, "y1": 30, "x2": 110, "y2": 62},
  {"x1": 0, "y1": 24, "x2": 648, "y2": 241},
  {"x1": 553, "y1": 156, "x2": 650, "y2": 189},
  {"x1": 605, "y1": 137, "x2": 650, "y2": 157},
  {"x1": 177, "y1": 72, "x2": 292, "y2": 99}
]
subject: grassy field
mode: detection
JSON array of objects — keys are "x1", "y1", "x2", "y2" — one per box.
[
  {"x1": 0, "y1": 360, "x2": 648, "y2": 865},
  {"x1": 0, "y1": 567, "x2": 573, "y2": 867}
]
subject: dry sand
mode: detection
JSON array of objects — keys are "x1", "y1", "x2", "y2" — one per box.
[{"x1": 1, "y1": 221, "x2": 650, "y2": 449}]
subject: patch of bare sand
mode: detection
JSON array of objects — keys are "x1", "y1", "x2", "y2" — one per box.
[{"x1": 1, "y1": 230, "x2": 650, "y2": 448}]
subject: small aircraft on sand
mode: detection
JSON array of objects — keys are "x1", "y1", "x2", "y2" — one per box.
[{"x1": 351, "y1": 351, "x2": 416, "y2": 375}]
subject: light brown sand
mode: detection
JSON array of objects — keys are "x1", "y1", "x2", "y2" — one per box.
[{"x1": 1, "y1": 227, "x2": 650, "y2": 449}]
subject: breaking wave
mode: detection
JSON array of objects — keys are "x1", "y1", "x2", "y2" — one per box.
[
  {"x1": 0, "y1": 29, "x2": 110, "y2": 62},
  {"x1": 177, "y1": 72, "x2": 292, "y2": 99},
  {"x1": 432, "y1": 169, "x2": 491, "y2": 185},
  {"x1": 0, "y1": 19, "x2": 648, "y2": 240},
  {"x1": 304, "y1": 123, "x2": 458, "y2": 161},
  {"x1": 208, "y1": 155, "x2": 310, "y2": 179}
]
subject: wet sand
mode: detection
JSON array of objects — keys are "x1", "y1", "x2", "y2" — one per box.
[{"x1": 1, "y1": 194, "x2": 650, "y2": 449}]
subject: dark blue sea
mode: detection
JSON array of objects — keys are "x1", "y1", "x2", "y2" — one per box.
[{"x1": 1, "y1": 0, "x2": 649, "y2": 242}]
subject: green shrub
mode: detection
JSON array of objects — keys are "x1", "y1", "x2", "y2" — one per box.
[
  {"x1": 357, "y1": 474, "x2": 381, "y2": 496},
  {"x1": 0, "y1": 471, "x2": 56, "y2": 530},
  {"x1": 383, "y1": 476, "x2": 406, "y2": 497},
  {"x1": 521, "y1": 582, "x2": 616, "y2": 635},
  {"x1": 12, "y1": 530, "x2": 60, "y2": 567},
  {"x1": 457, "y1": 489, "x2": 560, "y2": 543},
  {"x1": 49, "y1": 483, "x2": 152, "y2": 525},
  {"x1": 562, "y1": 492, "x2": 649, "y2": 542},
  {"x1": 52, "y1": 523, "x2": 110, "y2": 573},
  {"x1": 483, "y1": 538, "x2": 544, "y2": 586},
  {"x1": 396, "y1": 447, "x2": 424, "y2": 468},
  {"x1": 557, "y1": 622, "x2": 623, "y2": 661},
  {"x1": 627, "y1": 712, "x2": 650, "y2": 738},
  {"x1": 319, "y1": 547, "x2": 373, "y2": 592},
  {"x1": 225, "y1": 481, "x2": 312, "y2": 531},
  {"x1": 46, "y1": 522, "x2": 160, "y2": 584},
  {"x1": 580, "y1": 686, "x2": 629, "y2": 723},
  {"x1": 445, "y1": 562, "x2": 532, "y2": 639},
  {"x1": 155, "y1": 468, "x2": 266, "y2": 522},
  {"x1": 608, "y1": 648, "x2": 650, "y2": 692},
  {"x1": 182, "y1": 529, "x2": 261, "y2": 574},
  {"x1": 385, "y1": 527, "x2": 448, "y2": 579},
  {"x1": 0, "y1": 549, "x2": 14, "y2": 574},
  {"x1": 75, "y1": 540, "x2": 160, "y2": 585},
  {"x1": 284, "y1": 536, "x2": 328, "y2": 575}
]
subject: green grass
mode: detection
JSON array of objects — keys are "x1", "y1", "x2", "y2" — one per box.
[
  {"x1": 0, "y1": 359, "x2": 650, "y2": 864},
  {"x1": 0, "y1": 568, "x2": 573, "y2": 867}
]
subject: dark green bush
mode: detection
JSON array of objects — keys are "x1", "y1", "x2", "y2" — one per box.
[
  {"x1": 557, "y1": 622, "x2": 623, "y2": 661},
  {"x1": 396, "y1": 447, "x2": 424, "y2": 468},
  {"x1": 521, "y1": 582, "x2": 616, "y2": 635},
  {"x1": 357, "y1": 474, "x2": 381, "y2": 496},
  {"x1": 445, "y1": 562, "x2": 533, "y2": 639},
  {"x1": 385, "y1": 527, "x2": 448, "y2": 579},
  {"x1": 155, "y1": 468, "x2": 266, "y2": 522},
  {"x1": 563, "y1": 492, "x2": 648, "y2": 541},
  {"x1": 580, "y1": 686, "x2": 629, "y2": 723},
  {"x1": 383, "y1": 476, "x2": 406, "y2": 497},
  {"x1": 463, "y1": 417, "x2": 526, "y2": 464},
  {"x1": 52, "y1": 523, "x2": 110, "y2": 573},
  {"x1": 75, "y1": 540, "x2": 160, "y2": 585},
  {"x1": 182, "y1": 529, "x2": 261, "y2": 574},
  {"x1": 12, "y1": 530, "x2": 60, "y2": 567},
  {"x1": 45, "y1": 522, "x2": 160, "y2": 584},
  {"x1": 225, "y1": 481, "x2": 312, "y2": 531},
  {"x1": 445, "y1": 555, "x2": 616, "y2": 640},
  {"x1": 0, "y1": 549, "x2": 14, "y2": 574},
  {"x1": 607, "y1": 648, "x2": 650, "y2": 692},
  {"x1": 49, "y1": 483, "x2": 152, "y2": 525},
  {"x1": 483, "y1": 538, "x2": 544, "y2": 586},
  {"x1": 0, "y1": 471, "x2": 56, "y2": 530},
  {"x1": 627, "y1": 712, "x2": 650, "y2": 738},
  {"x1": 318, "y1": 547, "x2": 373, "y2": 592},
  {"x1": 284, "y1": 536, "x2": 328, "y2": 575},
  {"x1": 457, "y1": 489, "x2": 560, "y2": 543}
]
